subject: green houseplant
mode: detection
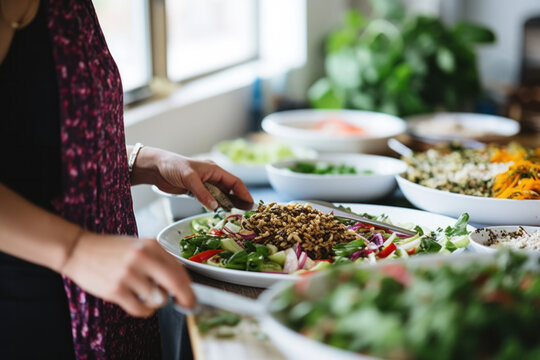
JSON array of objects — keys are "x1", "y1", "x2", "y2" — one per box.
[{"x1": 308, "y1": 0, "x2": 495, "y2": 116}]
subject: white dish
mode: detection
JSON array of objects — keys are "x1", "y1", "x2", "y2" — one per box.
[
  {"x1": 151, "y1": 186, "x2": 205, "y2": 220},
  {"x1": 209, "y1": 144, "x2": 317, "y2": 186},
  {"x1": 258, "y1": 251, "x2": 540, "y2": 360},
  {"x1": 396, "y1": 176, "x2": 540, "y2": 226},
  {"x1": 262, "y1": 109, "x2": 406, "y2": 153},
  {"x1": 266, "y1": 153, "x2": 407, "y2": 201},
  {"x1": 406, "y1": 112, "x2": 520, "y2": 143},
  {"x1": 157, "y1": 203, "x2": 475, "y2": 288},
  {"x1": 469, "y1": 225, "x2": 540, "y2": 253}
]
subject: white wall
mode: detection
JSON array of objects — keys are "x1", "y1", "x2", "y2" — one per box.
[{"x1": 460, "y1": 0, "x2": 540, "y2": 87}]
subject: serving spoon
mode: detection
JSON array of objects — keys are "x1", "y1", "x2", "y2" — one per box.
[{"x1": 303, "y1": 200, "x2": 417, "y2": 237}]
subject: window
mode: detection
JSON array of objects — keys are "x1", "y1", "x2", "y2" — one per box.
[
  {"x1": 93, "y1": 0, "x2": 152, "y2": 93},
  {"x1": 165, "y1": 0, "x2": 258, "y2": 81},
  {"x1": 93, "y1": 0, "x2": 259, "y2": 100}
]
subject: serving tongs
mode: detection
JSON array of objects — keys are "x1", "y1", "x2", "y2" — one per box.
[{"x1": 303, "y1": 200, "x2": 417, "y2": 237}]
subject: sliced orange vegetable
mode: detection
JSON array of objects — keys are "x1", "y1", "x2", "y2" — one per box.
[{"x1": 188, "y1": 249, "x2": 224, "y2": 263}]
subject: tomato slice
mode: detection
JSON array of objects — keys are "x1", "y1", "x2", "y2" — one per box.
[
  {"x1": 377, "y1": 243, "x2": 396, "y2": 258},
  {"x1": 407, "y1": 248, "x2": 416, "y2": 255},
  {"x1": 188, "y1": 249, "x2": 224, "y2": 263},
  {"x1": 208, "y1": 229, "x2": 225, "y2": 237}
]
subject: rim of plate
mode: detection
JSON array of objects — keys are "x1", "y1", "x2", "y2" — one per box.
[
  {"x1": 396, "y1": 175, "x2": 540, "y2": 203},
  {"x1": 262, "y1": 109, "x2": 406, "y2": 140}
]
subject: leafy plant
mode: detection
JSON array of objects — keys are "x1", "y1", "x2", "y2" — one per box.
[{"x1": 308, "y1": 0, "x2": 495, "y2": 116}]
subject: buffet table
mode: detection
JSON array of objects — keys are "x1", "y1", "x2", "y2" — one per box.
[
  {"x1": 136, "y1": 186, "x2": 417, "y2": 360},
  {"x1": 134, "y1": 133, "x2": 540, "y2": 360}
]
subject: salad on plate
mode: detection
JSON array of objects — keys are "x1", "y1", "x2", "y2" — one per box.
[{"x1": 178, "y1": 202, "x2": 470, "y2": 275}]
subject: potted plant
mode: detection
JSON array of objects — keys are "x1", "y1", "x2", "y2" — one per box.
[{"x1": 308, "y1": 0, "x2": 496, "y2": 117}]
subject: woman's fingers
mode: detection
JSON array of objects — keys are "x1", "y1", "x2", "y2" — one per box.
[
  {"x1": 182, "y1": 170, "x2": 219, "y2": 210},
  {"x1": 211, "y1": 170, "x2": 253, "y2": 209},
  {"x1": 137, "y1": 240, "x2": 196, "y2": 309},
  {"x1": 115, "y1": 285, "x2": 155, "y2": 317},
  {"x1": 124, "y1": 269, "x2": 167, "y2": 309},
  {"x1": 196, "y1": 162, "x2": 253, "y2": 209}
]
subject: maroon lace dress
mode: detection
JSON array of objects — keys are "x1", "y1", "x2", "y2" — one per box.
[{"x1": 0, "y1": 0, "x2": 160, "y2": 358}]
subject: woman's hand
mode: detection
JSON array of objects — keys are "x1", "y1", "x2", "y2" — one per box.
[
  {"x1": 61, "y1": 232, "x2": 195, "y2": 317},
  {"x1": 131, "y1": 146, "x2": 253, "y2": 210}
]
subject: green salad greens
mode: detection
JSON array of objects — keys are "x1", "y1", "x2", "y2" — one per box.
[
  {"x1": 216, "y1": 139, "x2": 296, "y2": 165},
  {"x1": 288, "y1": 161, "x2": 370, "y2": 175},
  {"x1": 271, "y1": 251, "x2": 540, "y2": 359}
]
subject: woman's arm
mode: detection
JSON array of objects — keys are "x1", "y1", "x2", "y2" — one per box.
[
  {"x1": 128, "y1": 145, "x2": 254, "y2": 210},
  {"x1": 0, "y1": 183, "x2": 195, "y2": 316}
]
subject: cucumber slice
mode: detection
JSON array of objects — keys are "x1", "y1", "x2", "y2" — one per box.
[
  {"x1": 220, "y1": 238, "x2": 244, "y2": 253},
  {"x1": 261, "y1": 261, "x2": 283, "y2": 272},
  {"x1": 266, "y1": 244, "x2": 278, "y2": 255},
  {"x1": 268, "y1": 250, "x2": 286, "y2": 266}
]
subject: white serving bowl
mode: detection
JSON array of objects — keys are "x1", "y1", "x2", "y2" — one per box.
[
  {"x1": 261, "y1": 109, "x2": 406, "y2": 153},
  {"x1": 406, "y1": 112, "x2": 520, "y2": 143},
  {"x1": 210, "y1": 142, "x2": 317, "y2": 186},
  {"x1": 469, "y1": 226, "x2": 540, "y2": 253},
  {"x1": 266, "y1": 153, "x2": 407, "y2": 201},
  {"x1": 396, "y1": 176, "x2": 540, "y2": 226},
  {"x1": 151, "y1": 186, "x2": 205, "y2": 220}
]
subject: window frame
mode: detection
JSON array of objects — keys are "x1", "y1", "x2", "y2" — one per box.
[{"x1": 122, "y1": 0, "x2": 261, "y2": 106}]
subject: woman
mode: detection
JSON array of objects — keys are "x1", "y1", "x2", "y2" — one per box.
[{"x1": 0, "y1": 0, "x2": 253, "y2": 358}]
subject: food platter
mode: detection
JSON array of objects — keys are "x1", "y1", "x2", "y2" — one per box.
[
  {"x1": 157, "y1": 203, "x2": 475, "y2": 288},
  {"x1": 261, "y1": 109, "x2": 406, "y2": 153},
  {"x1": 192, "y1": 142, "x2": 317, "y2": 186},
  {"x1": 397, "y1": 175, "x2": 540, "y2": 226}
]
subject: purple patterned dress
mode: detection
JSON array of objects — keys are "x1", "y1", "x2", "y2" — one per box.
[{"x1": 48, "y1": 0, "x2": 161, "y2": 358}]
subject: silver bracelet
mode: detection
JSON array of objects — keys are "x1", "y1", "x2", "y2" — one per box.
[{"x1": 128, "y1": 142, "x2": 144, "y2": 174}]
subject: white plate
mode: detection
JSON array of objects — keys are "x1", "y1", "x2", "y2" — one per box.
[
  {"x1": 397, "y1": 176, "x2": 540, "y2": 226},
  {"x1": 262, "y1": 109, "x2": 406, "y2": 153},
  {"x1": 157, "y1": 203, "x2": 475, "y2": 288},
  {"x1": 406, "y1": 112, "x2": 520, "y2": 143},
  {"x1": 266, "y1": 153, "x2": 407, "y2": 201},
  {"x1": 469, "y1": 225, "x2": 540, "y2": 253}
]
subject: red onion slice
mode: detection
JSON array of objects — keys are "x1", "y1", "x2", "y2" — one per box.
[
  {"x1": 298, "y1": 251, "x2": 307, "y2": 269},
  {"x1": 295, "y1": 243, "x2": 302, "y2": 258}
]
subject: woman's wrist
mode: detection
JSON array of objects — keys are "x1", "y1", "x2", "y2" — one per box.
[
  {"x1": 57, "y1": 227, "x2": 86, "y2": 274},
  {"x1": 129, "y1": 145, "x2": 163, "y2": 185}
]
